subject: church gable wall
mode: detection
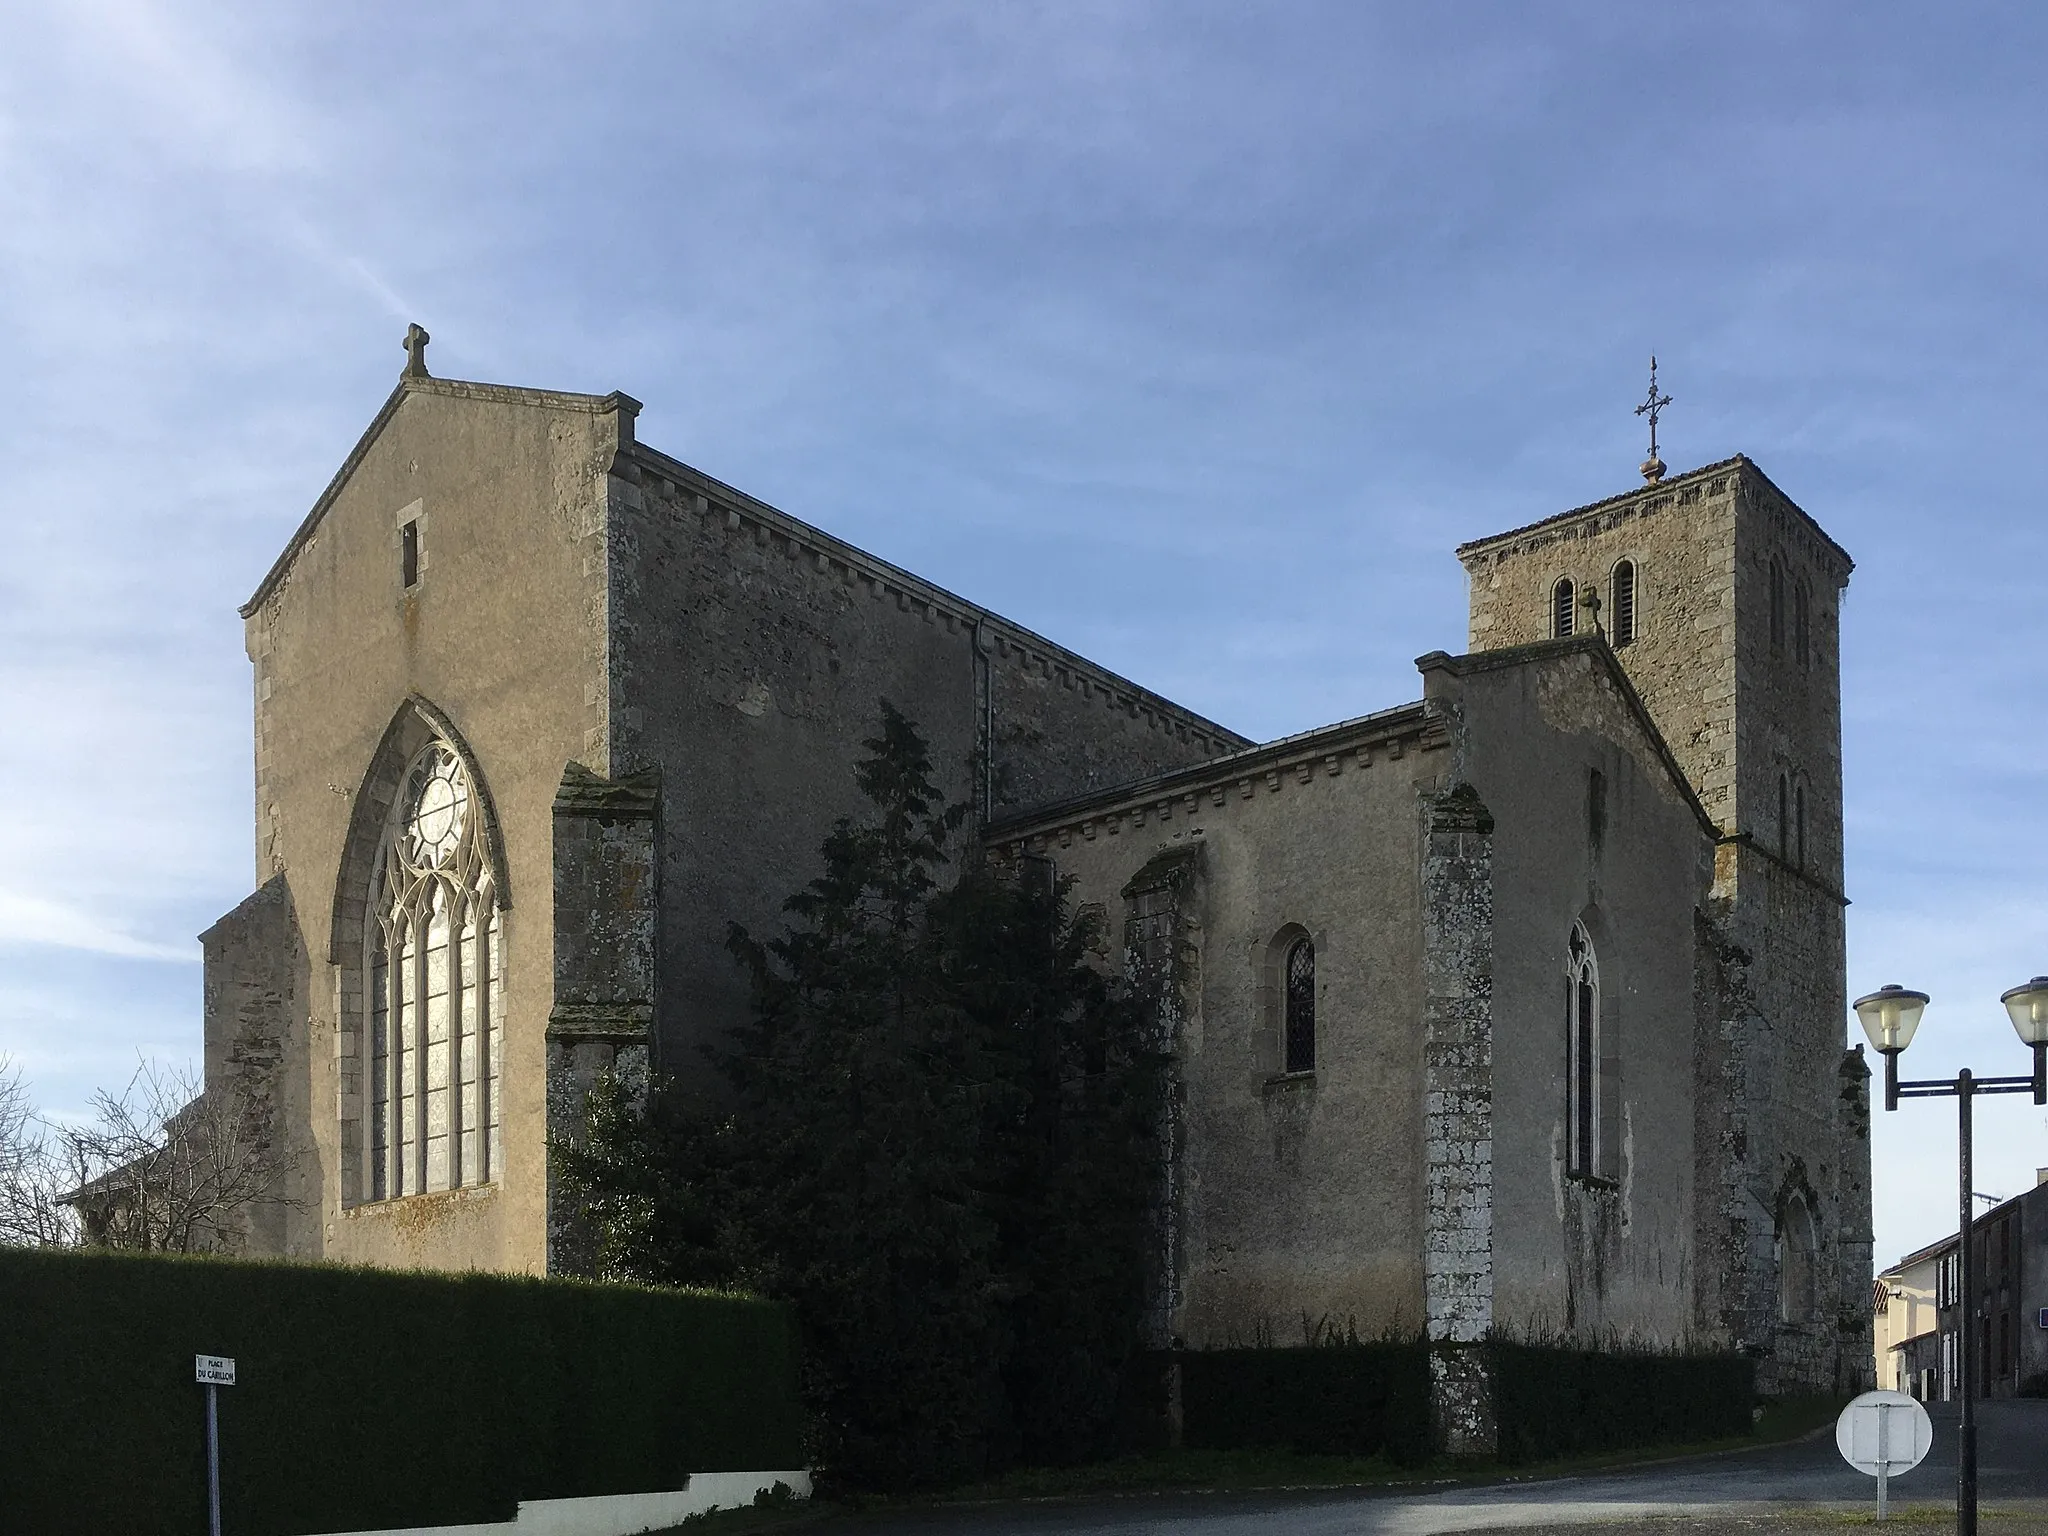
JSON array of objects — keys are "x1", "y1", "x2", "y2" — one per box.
[
  {"x1": 240, "y1": 385, "x2": 622, "y2": 1274},
  {"x1": 987, "y1": 708, "x2": 1448, "y2": 1347},
  {"x1": 603, "y1": 450, "x2": 1242, "y2": 1078},
  {"x1": 1425, "y1": 646, "x2": 1714, "y2": 1347}
]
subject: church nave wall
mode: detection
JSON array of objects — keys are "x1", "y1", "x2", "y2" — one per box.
[{"x1": 602, "y1": 441, "x2": 1244, "y2": 1092}]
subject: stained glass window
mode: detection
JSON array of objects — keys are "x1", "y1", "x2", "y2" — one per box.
[{"x1": 368, "y1": 741, "x2": 501, "y2": 1199}]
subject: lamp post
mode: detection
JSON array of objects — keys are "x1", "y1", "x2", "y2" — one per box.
[{"x1": 1854, "y1": 976, "x2": 2048, "y2": 1536}]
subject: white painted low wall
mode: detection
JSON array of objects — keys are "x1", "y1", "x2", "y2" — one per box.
[{"x1": 315, "y1": 1469, "x2": 812, "y2": 1536}]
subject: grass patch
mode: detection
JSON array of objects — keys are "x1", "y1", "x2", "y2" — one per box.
[{"x1": 1753, "y1": 1395, "x2": 1854, "y2": 1445}]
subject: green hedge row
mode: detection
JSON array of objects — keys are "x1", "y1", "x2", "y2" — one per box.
[
  {"x1": 1165, "y1": 1339, "x2": 1752, "y2": 1467},
  {"x1": 1486, "y1": 1339, "x2": 1754, "y2": 1464},
  {"x1": 1177, "y1": 1342, "x2": 1435, "y2": 1465},
  {"x1": 0, "y1": 1247, "x2": 804, "y2": 1536}
]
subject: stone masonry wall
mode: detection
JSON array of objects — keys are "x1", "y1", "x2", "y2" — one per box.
[
  {"x1": 985, "y1": 702, "x2": 1446, "y2": 1350},
  {"x1": 546, "y1": 762, "x2": 660, "y2": 1274},
  {"x1": 1120, "y1": 845, "x2": 1205, "y2": 1350},
  {"x1": 1426, "y1": 642, "x2": 1714, "y2": 1349},
  {"x1": 604, "y1": 442, "x2": 1245, "y2": 1087},
  {"x1": 1420, "y1": 781, "x2": 1497, "y2": 1456},
  {"x1": 199, "y1": 874, "x2": 308, "y2": 1255},
  {"x1": 1460, "y1": 458, "x2": 1865, "y2": 1390},
  {"x1": 234, "y1": 377, "x2": 624, "y2": 1273}
]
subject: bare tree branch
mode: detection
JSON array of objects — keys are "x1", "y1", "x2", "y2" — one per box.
[
  {"x1": 0, "y1": 1057, "x2": 78, "y2": 1248},
  {"x1": 58, "y1": 1059, "x2": 302, "y2": 1254}
]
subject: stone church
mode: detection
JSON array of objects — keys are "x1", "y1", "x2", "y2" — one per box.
[{"x1": 203, "y1": 330, "x2": 1872, "y2": 1419}]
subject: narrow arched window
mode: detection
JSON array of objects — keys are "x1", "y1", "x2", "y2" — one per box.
[
  {"x1": 369, "y1": 740, "x2": 503, "y2": 1199},
  {"x1": 1780, "y1": 1195, "x2": 1818, "y2": 1324},
  {"x1": 1794, "y1": 578, "x2": 1811, "y2": 669},
  {"x1": 1795, "y1": 780, "x2": 1807, "y2": 870},
  {"x1": 1611, "y1": 560, "x2": 1637, "y2": 647},
  {"x1": 1566, "y1": 922, "x2": 1599, "y2": 1177},
  {"x1": 1552, "y1": 577, "x2": 1576, "y2": 639},
  {"x1": 1769, "y1": 558, "x2": 1786, "y2": 654},
  {"x1": 1284, "y1": 937, "x2": 1316, "y2": 1073},
  {"x1": 1778, "y1": 774, "x2": 1790, "y2": 860}
]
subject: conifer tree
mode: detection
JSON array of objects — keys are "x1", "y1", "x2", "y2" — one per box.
[{"x1": 560, "y1": 703, "x2": 1162, "y2": 1489}]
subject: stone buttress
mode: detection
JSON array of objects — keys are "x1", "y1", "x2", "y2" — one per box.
[{"x1": 546, "y1": 762, "x2": 660, "y2": 1273}]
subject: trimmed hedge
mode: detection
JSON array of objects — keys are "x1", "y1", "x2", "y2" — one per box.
[
  {"x1": 1165, "y1": 1339, "x2": 1752, "y2": 1468},
  {"x1": 0, "y1": 1247, "x2": 804, "y2": 1536},
  {"x1": 1486, "y1": 1339, "x2": 1753, "y2": 1464},
  {"x1": 1177, "y1": 1342, "x2": 1434, "y2": 1465}
]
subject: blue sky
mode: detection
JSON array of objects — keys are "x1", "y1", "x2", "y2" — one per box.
[{"x1": 2, "y1": 2, "x2": 2043, "y2": 1272}]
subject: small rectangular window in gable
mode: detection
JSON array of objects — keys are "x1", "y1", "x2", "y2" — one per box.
[{"x1": 401, "y1": 520, "x2": 420, "y2": 589}]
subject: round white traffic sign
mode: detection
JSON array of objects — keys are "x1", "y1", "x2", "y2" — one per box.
[{"x1": 1836, "y1": 1390, "x2": 1933, "y2": 1477}]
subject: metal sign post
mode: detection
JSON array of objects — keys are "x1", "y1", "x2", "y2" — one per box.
[
  {"x1": 195, "y1": 1355, "x2": 236, "y2": 1536},
  {"x1": 1838, "y1": 1390, "x2": 1933, "y2": 1521}
]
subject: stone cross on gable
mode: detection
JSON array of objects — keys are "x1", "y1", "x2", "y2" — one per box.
[
  {"x1": 1580, "y1": 584, "x2": 1604, "y2": 635},
  {"x1": 403, "y1": 323, "x2": 431, "y2": 380},
  {"x1": 1634, "y1": 355, "x2": 1672, "y2": 483}
]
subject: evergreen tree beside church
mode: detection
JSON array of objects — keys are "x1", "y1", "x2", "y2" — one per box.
[{"x1": 558, "y1": 704, "x2": 1165, "y2": 1489}]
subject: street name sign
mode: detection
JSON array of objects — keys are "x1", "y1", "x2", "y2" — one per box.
[{"x1": 195, "y1": 1355, "x2": 237, "y2": 1386}]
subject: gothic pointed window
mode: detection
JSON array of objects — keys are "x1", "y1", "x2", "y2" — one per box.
[
  {"x1": 1284, "y1": 937, "x2": 1316, "y2": 1074},
  {"x1": 368, "y1": 740, "x2": 502, "y2": 1198},
  {"x1": 1795, "y1": 780, "x2": 1807, "y2": 871},
  {"x1": 1793, "y1": 578, "x2": 1812, "y2": 669},
  {"x1": 1552, "y1": 577, "x2": 1576, "y2": 639},
  {"x1": 1778, "y1": 774, "x2": 1790, "y2": 860},
  {"x1": 1566, "y1": 921, "x2": 1600, "y2": 1178},
  {"x1": 1769, "y1": 558, "x2": 1787, "y2": 654},
  {"x1": 1611, "y1": 560, "x2": 1637, "y2": 647},
  {"x1": 1779, "y1": 1194, "x2": 1818, "y2": 1324}
]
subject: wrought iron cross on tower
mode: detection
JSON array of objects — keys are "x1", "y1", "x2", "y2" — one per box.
[{"x1": 1635, "y1": 355, "x2": 1672, "y2": 483}]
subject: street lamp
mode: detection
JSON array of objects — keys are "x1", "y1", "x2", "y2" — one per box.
[{"x1": 1854, "y1": 977, "x2": 2048, "y2": 1536}]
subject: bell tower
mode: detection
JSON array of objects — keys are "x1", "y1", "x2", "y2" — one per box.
[{"x1": 1456, "y1": 455, "x2": 1869, "y2": 1393}]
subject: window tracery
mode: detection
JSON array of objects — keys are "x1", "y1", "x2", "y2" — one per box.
[
  {"x1": 1284, "y1": 937, "x2": 1316, "y2": 1074},
  {"x1": 1779, "y1": 1194, "x2": 1818, "y2": 1324},
  {"x1": 1566, "y1": 921, "x2": 1600, "y2": 1178},
  {"x1": 368, "y1": 740, "x2": 502, "y2": 1199}
]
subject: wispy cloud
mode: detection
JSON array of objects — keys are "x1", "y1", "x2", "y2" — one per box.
[
  {"x1": 0, "y1": 892, "x2": 195, "y2": 964},
  {"x1": 0, "y1": 0, "x2": 2043, "y2": 1268}
]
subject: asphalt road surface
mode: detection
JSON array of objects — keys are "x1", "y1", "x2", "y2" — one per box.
[{"x1": 852, "y1": 1399, "x2": 2048, "y2": 1536}]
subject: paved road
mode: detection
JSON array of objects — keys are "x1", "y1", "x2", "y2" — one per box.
[{"x1": 854, "y1": 1399, "x2": 2048, "y2": 1536}]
